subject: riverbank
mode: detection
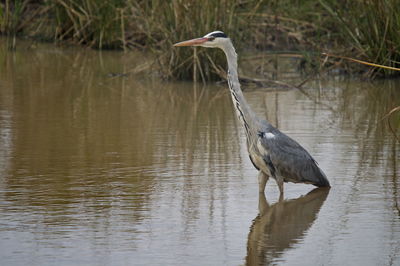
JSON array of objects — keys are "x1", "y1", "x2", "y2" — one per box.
[{"x1": 1, "y1": 0, "x2": 399, "y2": 80}]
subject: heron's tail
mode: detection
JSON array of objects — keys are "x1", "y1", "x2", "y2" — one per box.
[{"x1": 314, "y1": 168, "x2": 330, "y2": 187}]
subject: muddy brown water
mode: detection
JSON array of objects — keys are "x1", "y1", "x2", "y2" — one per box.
[{"x1": 0, "y1": 39, "x2": 399, "y2": 266}]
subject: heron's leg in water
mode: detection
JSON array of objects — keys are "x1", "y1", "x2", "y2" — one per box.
[{"x1": 258, "y1": 171, "x2": 269, "y2": 193}]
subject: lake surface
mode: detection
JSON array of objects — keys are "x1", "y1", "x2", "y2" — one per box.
[{"x1": 0, "y1": 39, "x2": 399, "y2": 266}]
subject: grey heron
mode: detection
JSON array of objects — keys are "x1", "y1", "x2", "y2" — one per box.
[{"x1": 174, "y1": 31, "x2": 330, "y2": 196}]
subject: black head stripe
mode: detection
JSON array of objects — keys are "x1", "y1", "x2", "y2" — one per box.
[{"x1": 210, "y1": 32, "x2": 227, "y2": 38}]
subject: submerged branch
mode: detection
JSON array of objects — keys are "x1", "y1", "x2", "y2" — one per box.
[{"x1": 382, "y1": 106, "x2": 400, "y2": 142}]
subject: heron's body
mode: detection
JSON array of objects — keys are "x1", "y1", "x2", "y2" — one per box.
[{"x1": 174, "y1": 31, "x2": 330, "y2": 195}]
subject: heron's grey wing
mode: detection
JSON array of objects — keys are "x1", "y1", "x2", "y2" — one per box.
[{"x1": 258, "y1": 130, "x2": 330, "y2": 187}]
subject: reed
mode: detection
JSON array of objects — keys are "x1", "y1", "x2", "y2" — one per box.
[
  {"x1": 51, "y1": 0, "x2": 125, "y2": 49},
  {"x1": 126, "y1": 0, "x2": 265, "y2": 80},
  {"x1": 0, "y1": 0, "x2": 26, "y2": 34},
  {"x1": 1, "y1": 0, "x2": 399, "y2": 79},
  {"x1": 319, "y1": 0, "x2": 400, "y2": 77},
  {"x1": 0, "y1": 0, "x2": 265, "y2": 79}
]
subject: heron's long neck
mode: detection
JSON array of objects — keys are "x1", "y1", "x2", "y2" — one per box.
[{"x1": 223, "y1": 42, "x2": 257, "y2": 139}]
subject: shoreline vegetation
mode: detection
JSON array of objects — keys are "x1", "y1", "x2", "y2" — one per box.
[
  {"x1": 1, "y1": 0, "x2": 400, "y2": 80},
  {"x1": 1, "y1": 0, "x2": 399, "y2": 139}
]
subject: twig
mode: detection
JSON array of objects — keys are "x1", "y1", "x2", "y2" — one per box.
[
  {"x1": 323, "y1": 52, "x2": 400, "y2": 72},
  {"x1": 382, "y1": 106, "x2": 400, "y2": 142}
]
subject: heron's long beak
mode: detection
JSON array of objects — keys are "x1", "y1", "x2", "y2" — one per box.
[{"x1": 173, "y1": 37, "x2": 209, "y2": 47}]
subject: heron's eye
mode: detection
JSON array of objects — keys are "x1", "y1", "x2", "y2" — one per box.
[{"x1": 208, "y1": 37, "x2": 215, "y2": 41}]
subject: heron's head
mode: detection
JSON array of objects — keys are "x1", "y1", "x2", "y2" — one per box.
[{"x1": 173, "y1": 31, "x2": 230, "y2": 49}]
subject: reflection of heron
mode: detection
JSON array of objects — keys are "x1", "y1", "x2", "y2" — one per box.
[
  {"x1": 246, "y1": 188, "x2": 330, "y2": 265},
  {"x1": 174, "y1": 31, "x2": 330, "y2": 196}
]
